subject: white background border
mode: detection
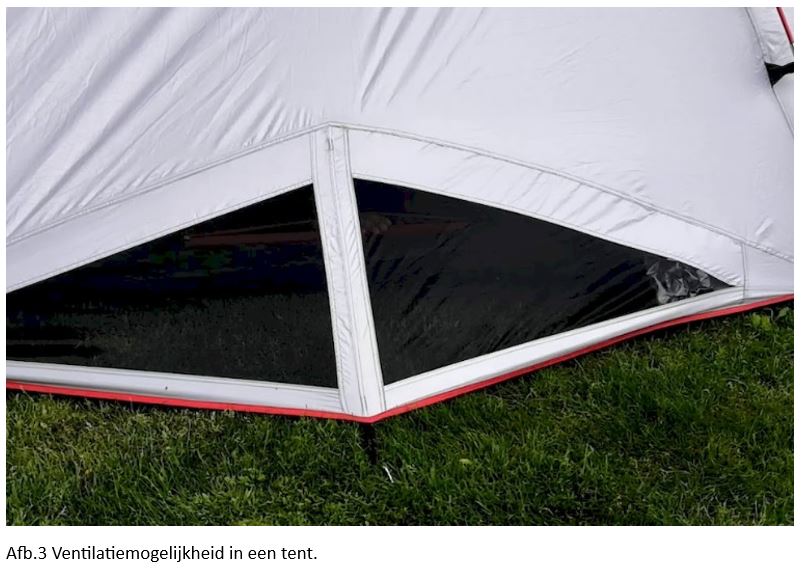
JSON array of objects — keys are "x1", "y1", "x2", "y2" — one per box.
[{"x1": 1, "y1": 2, "x2": 801, "y2": 574}]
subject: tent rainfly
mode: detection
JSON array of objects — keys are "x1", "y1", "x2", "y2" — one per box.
[{"x1": 6, "y1": 8, "x2": 794, "y2": 422}]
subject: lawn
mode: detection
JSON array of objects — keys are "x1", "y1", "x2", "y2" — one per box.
[{"x1": 6, "y1": 303, "x2": 793, "y2": 525}]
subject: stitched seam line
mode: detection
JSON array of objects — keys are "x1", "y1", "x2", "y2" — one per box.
[
  {"x1": 310, "y1": 132, "x2": 350, "y2": 412},
  {"x1": 341, "y1": 129, "x2": 387, "y2": 410},
  {"x1": 326, "y1": 127, "x2": 367, "y2": 416}
]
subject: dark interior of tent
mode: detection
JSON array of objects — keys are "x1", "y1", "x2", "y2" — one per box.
[{"x1": 6, "y1": 180, "x2": 728, "y2": 386}]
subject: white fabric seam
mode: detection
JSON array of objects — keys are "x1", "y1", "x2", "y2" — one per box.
[
  {"x1": 341, "y1": 129, "x2": 387, "y2": 409},
  {"x1": 310, "y1": 133, "x2": 350, "y2": 414},
  {"x1": 325, "y1": 127, "x2": 368, "y2": 415}
]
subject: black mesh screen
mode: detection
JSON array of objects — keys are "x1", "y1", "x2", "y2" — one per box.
[
  {"x1": 354, "y1": 179, "x2": 728, "y2": 384},
  {"x1": 6, "y1": 185, "x2": 338, "y2": 387}
]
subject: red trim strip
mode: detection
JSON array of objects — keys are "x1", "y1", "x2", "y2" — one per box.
[
  {"x1": 7, "y1": 294, "x2": 794, "y2": 424},
  {"x1": 777, "y1": 7, "x2": 794, "y2": 45}
]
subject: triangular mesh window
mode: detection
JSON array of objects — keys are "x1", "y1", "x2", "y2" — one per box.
[
  {"x1": 354, "y1": 179, "x2": 729, "y2": 384},
  {"x1": 6, "y1": 185, "x2": 338, "y2": 387}
]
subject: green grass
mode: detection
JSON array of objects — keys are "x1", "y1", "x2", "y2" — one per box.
[{"x1": 6, "y1": 304, "x2": 793, "y2": 525}]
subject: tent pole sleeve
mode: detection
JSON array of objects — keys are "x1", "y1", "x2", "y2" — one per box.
[{"x1": 311, "y1": 127, "x2": 386, "y2": 417}]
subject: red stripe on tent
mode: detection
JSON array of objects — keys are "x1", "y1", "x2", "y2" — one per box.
[
  {"x1": 777, "y1": 7, "x2": 794, "y2": 45},
  {"x1": 6, "y1": 294, "x2": 794, "y2": 424}
]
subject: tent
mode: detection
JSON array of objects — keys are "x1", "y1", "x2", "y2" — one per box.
[{"x1": 6, "y1": 8, "x2": 794, "y2": 422}]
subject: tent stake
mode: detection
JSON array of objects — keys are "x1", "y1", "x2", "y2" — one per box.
[{"x1": 358, "y1": 423, "x2": 380, "y2": 465}]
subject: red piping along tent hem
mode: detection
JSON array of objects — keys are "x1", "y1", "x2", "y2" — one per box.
[{"x1": 6, "y1": 293, "x2": 794, "y2": 424}]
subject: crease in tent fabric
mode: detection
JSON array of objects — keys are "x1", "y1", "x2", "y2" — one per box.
[
  {"x1": 6, "y1": 294, "x2": 794, "y2": 423},
  {"x1": 15, "y1": 10, "x2": 224, "y2": 235},
  {"x1": 7, "y1": 178, "x2": 312, "y2": 292},
  {"x1": 357, "y1": 7, "x2": 394, "y2": 109},
  {"x1": 309, "y1": 134, "x2": 350, "y2": 415},
  {"x1": 351, "y1": 170, "x2": 742, "y2": 288},
  {"x1": 8, "y1": 122, "x2": 794, "y2": 265},
  {"x1": 384, "y1": 287, "x2": 746, "y2": 392},
  {"x1": 359, "y1": 8, "x2": 418, "y2": 109},
  {"x1": 6, "y1": 8, "x2": 172, "y2": 225},
  {"x1": 383, "y1": 9, "x2": 454, "y2": 106},
  {"x1": 416, "y1": 9, "x2": 487, "y2": 101}
]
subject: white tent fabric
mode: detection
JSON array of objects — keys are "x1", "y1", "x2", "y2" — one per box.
[{"x1": 6, "y1": 8, "x2": 793, "y2": 421}]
